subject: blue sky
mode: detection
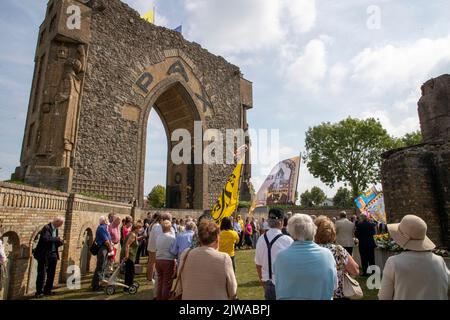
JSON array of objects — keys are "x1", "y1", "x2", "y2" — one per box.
[{"x1": 1, "y1": 0, "x2": 450, "y2": 199}]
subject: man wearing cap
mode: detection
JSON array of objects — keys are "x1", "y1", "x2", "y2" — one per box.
[
  {"x1": 378, "y1": 215, "x2": 450, "y2": 300},
  {"x1": 335, "y1": 211, "x2": 355, "y2": 255},
  {"x1": 255, "y1": 208, "x2": 293, "y2": 300}
]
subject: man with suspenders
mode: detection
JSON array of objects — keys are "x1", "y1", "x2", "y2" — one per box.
[{"x1": 255, "y1": 208, "x2": 293, "y2": 300}]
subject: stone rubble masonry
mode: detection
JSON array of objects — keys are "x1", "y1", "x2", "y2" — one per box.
[
  {"x1": 14, "y1": 0, "x2": 253, "y2": 209},
  {"x1": 382, "y1": 74, "x2": 450, "y2": 249}
]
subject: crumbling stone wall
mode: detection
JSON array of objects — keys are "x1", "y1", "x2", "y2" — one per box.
[
  {"x1": 419, "y1": 74, "x2": 450, "y2": 143},
  {"x1": 382, "y1": 144, "x2": 449, "y2": 248}
]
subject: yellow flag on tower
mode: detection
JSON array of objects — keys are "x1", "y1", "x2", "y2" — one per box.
[
  {"x1": 142, "y1": 9, "x2": 155, "y2": 24},
  {"x1": 211, "y1": 158, "x2": 244, "y2": 226}
]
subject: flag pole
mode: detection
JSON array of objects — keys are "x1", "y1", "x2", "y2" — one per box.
[
  {"x1": 293, "y1": 151, "x2": 302, "y2": 205},
  {"x1": 236, "y1": 145, "x2": 247, "y2": 217}
]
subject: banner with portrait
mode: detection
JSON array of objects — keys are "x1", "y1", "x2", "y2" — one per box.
[{"x1": 251, "y1": 156, "x2": 301, "y2": 210}]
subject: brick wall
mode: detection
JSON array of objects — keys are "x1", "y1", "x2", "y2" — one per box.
[{"x1": 0, "y1": 182, "x2": 132, "y2": 299}]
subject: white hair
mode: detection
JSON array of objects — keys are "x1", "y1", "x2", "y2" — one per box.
[
  {"x1": 185, "y1": 221, "x2": 195, "y2": 231},
  {"x1": 99, "y1": 216, "x2": 107, "y2": 224},
  {"x1": 287, "y1": 214, "x2": 317, "y2": 241},
  {"x1": 53, "y1": 216, "x2": 65, "y2": 224}
]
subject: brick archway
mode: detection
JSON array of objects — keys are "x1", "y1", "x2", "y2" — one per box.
[
  {"x1": 26, "y1": 225, "x2": 46, "y2": 295},
  {"x1": 0, "y1": 231, "x2": 20, "y2": 300}
]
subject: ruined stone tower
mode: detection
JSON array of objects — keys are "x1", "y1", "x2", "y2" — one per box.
[{"x1": 381, "y1": 74, "x2": 450, "y2": 249}]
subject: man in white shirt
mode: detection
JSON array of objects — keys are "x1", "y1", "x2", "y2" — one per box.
[
  {"x1": 147, "y1": 212, "x2": 174, "y2": 282},
  {"x1": 335, "y1": 211, "x2": 355, "y2": 255},
  {"x1": 255, "y1": 208, "x2": 293, "y2": 300}
]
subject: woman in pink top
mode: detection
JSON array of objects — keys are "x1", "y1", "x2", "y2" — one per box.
[
  {"x1": 121, "y1": 216, "x2": 133, "y2": 244},
  {"x1": 107, "y1": 216, "x2": 122, "y2": 263},
  {"x1": 244, "y1": 218, "x2": 253, "y2": 249}
]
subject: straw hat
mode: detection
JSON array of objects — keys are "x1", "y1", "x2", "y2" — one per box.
[{"x1": 387, "y1": 215, "x2": 435, "y2": 251}]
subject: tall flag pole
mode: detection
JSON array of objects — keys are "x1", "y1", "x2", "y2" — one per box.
[{"x1": 293, "y1": 151, "x2": 302, "y2": 205}]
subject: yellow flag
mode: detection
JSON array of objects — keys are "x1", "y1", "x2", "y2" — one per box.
[
  {"x1": 211, "y1": 158, "x2": 244, "y2": 226},
  {"x1": 142, "y1": 9, "x2": 155, "y2": 24}
]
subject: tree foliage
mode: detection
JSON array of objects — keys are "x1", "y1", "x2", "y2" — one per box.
[
  {"x1": 304, "y1": 117, "x2": 393, "y2": 198},
  {"x1": 147, "y1": 185, "x2": 166, "y2": 208},
  {"x1": 389, "y1": 130, "x2": 423, "y2": 149},
  {"x1": 332, "y1": 187, "x2": 354, "y2": 208},
  {"x1": 300, "y1": 187, "x2": 327, "y2": 207}
]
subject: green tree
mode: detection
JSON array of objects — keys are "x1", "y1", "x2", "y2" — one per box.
[
  {"x1": 300, "y1": 187, "x2": 327, "y2": 207},
  {"x1": 332, "y1": 187, "x2": 354, "y2": 208},
  {"x1": 147, "y1": 185, "x2": 166, "y2": 208},
  {"x1": 390, "y1": 130, "x2": 423, "y2": 149},
  {"x1": 304, "y1": 117, "x2": 392, "y2": 199}
]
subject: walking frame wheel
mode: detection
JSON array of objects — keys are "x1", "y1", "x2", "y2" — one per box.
[
  {"x1": 105, "y1": 285, "x2": 116, "y2": 296},
  {"x1": 128, "y1": 284, "x2": 138, "y2": 295}
]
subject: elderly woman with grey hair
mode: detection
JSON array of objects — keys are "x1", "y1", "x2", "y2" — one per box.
[{"x1": 274, "y1": 214, "x2": 337, "y2": 300}]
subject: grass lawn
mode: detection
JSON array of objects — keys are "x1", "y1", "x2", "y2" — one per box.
[{"x1": 34, "y1": 249, "x2": 378, "y2": 300}]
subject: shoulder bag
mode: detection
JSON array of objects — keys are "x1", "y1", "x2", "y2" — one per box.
[{"x1": 169, "y1": 249, "x2": 192, "y2": 300}]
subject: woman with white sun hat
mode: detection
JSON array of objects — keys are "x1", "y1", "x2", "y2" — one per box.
[{"x1": 378, "y1": 214, "x2": 450, "y2": 300}]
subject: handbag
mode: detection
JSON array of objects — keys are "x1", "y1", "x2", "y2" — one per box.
[
  {"x1": 342, "y1": 272, "x2": 363, "y2": 299},
  {"x1": 169, "y1": 249, "x2": 192, "y2": 300},
  {"x1": 90, "y1": 238, "x2": 100, "y2": 256}
]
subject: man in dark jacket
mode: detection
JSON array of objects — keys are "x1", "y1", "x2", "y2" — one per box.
[
  {"x1": 33, "y1": 217, "x2": 65, "y2": 298},
  {"x1": 355, "y1": 214, "x2": 377, "y2": 276}
]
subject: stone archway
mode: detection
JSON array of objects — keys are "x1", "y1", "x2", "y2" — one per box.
[
  {"x1": 13, "y1": 0, "x2": 253, "y2": 208},
  {"x1": 0, "y1": 231, "x2": 20, "y2": 300},
  {"x1": 136, "y1": 65, "x2": 208, "y2": 209}
]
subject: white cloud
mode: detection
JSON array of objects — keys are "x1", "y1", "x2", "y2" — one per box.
[
  {"x1": 351, "y1": 35, "x2": 450, "y2": 94},
  {"x1": 281, "y1": 38, "x2": 328, "y2": 91},
  {"x1": 360, "y1": 108, "x2": 420, "y2": 137},
  {"x1": 393, "y1": 89, "x2": 420, "y2": 112},
  {"x1": 329, "y1": 62, "x2": 348, "y2": 93},
  {"x1": 184, "y1": 0, "x2": 283, "y2": 54},
  {"x1": 282, "y1": 0, "x2": 316, "y2": 34},
  {"x1": 182, "y1": 0, "x2": 316, "y2": 55}
]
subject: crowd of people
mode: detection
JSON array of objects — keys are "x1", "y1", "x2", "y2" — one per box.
[
  {"x1": 256, "y1": 209, "x2": 449, "y2": 300},
  {"x1": 27, "y1": 207, "x2": 449, "y2": 300}
]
